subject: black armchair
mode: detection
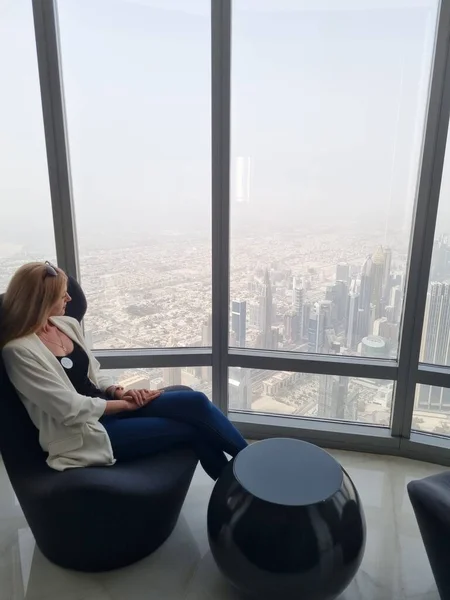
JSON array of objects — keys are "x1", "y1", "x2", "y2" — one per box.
[
  {"x1": 408, "y1": 472, "x2": 450, "y2": 599},
  {"x1": 0, "y1": 276, "x2": 198, "y2": 571}
]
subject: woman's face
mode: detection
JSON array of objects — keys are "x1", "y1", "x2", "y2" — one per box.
[{"x1": 49, "y1": 284, "x2": 72, "y2": 317}]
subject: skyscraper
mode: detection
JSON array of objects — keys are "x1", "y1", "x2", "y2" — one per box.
[
  {"x1": 421, "y1": 283, "x2": 450, "y2": 365},
  {"x1": 326, "y1": 280, "x2": 348, "y2": 326},
  {"x1": 228, "y1": 367, "x2": 252, "y2": 410},
  {"x1": 320, "y1": 300, "x2": 333, "y2": 337},
  {"x1": 308, "y1": 301, "x2": 331, "y2": 353},
  {"x1": 284, "y1": 310, "x2": 299, "y2": 343},
  {"x1": 336, "y1": 262, "x2": 350, "y2": 284},
  {"x1": 201, "y1": 313, "x2": 212, "y2": 346},
  {"x1": 231, "y1": 300, "x2": 247, "y2": 348},
  {"x1": 302, "y1": 301, "x2": 311, "y2": 342},
  {"x1": 248, "y1": 302, "x2": 261, "y2": 327},
  {"x1": 293, "y1": 284, "x2": 305, "y2": 339},
  {"x1": 371, "y1": 246, "x2": 385, "y2": 317},
  {"x1": 259, "y1": 268, "x2": 274, "y2": 349},
  {"x1": 361, "y1": 335, "x2": 388, "y2": 358},
  {"x1": 293, "y1": 283, "x2": 304, "y2": 313},
  {"x1": 373, "y1": 317, "x2": 388, "y2": 336},
  {"x1": 346, "y1": 290, "x2": 360, "y2": 350},
  {"x1": 431, "y1": 235, "x2": 450, "y2": 280},
  {"x1": 271, "y1": 326, "x2": 280, "y2": 349},
  {"x1": 385, "y1": 305, "x2": 396, "y2": 323},
  {"x1": 165, "y1": 367, "x2": 182, "y2": 387},
  {"x1": 419, "y1": 283, "x2": 450, "y2": 410},
  {"x1": 389, "y1": 285, "x2": 402, "y2": 324},
  {"x1": 308, "y1": 311, "x2": 322, "y2": 353},
  {"x1": 325, "y1": 285, "x2": 338, "y2": 325},
  {"x1": 356, "y1": 256, "x2": 373, "y2": 345},
  {"x1": 318, "y1": 375, "x2": 357, "y2": 420},
  {"x1": 373, "y1": 318, "x2": 398, "y2": 347},
  {"x1": 336, "y1": 280, "x2": 349, "y2": 323},
  {"x1": 382, "y1": 247, "x2": 392, "y2": 300}
]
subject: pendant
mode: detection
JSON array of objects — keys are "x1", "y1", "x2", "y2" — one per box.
[{"x1": 61, "y1": 357, "x2": 73, "y2": 369}]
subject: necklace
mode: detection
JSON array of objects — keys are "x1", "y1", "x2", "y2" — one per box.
[{"x1": 39, "y1": 327, "x2": 68, "y2": 353}]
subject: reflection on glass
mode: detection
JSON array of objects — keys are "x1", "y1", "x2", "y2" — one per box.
[
  {"x1": 421, "y1": 128, "x2": 450, "y2": 368},
  {"x1": 57, "y1": 0, "x2": 211, "y2": 349},
  {"x1": 229, "y1": 367, "x2": 393, "y2": 426},
  {"x1": 0, "y1": 0, "x2": 56, "y2": 292},
  {"x1": 230, "y1": 0, "x2": 438, "y2": 357},
  {"x1": 414, "y1": 385, "x2": 450, "y2": 435}
]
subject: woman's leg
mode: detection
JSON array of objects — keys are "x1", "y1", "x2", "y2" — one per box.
[
  {"x1": 101, "y1": 415, "x2": 228, "y2": 480},
  {"x1": 119, "y1": 390, "x2": 248, "y2": 458}
]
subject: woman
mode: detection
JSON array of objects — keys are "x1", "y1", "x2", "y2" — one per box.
[{"x1": 1, "y1": 262, "x2": 247, "y2": 478}]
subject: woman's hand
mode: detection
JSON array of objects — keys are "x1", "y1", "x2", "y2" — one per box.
[
  {"x1": 105, "y1": 385, "x2": 125, "y2": 399},
  {"x1": 122, "y1": 389, "x2": 162, "y2": 411},
  {"x1": 103, "y1": 389, "x2": 162, "y2": 415},
  {"x1": 124, "y1": 388, "x2": 146, "y2": 406}
]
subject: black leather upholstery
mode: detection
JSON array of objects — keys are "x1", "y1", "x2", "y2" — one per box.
[
  {"x1": 408, "y1": 473, "x2": 450, "y2": 599},
  {"x1": 65, "y1": 275, "x2": 87, "y2": 322},
  {"x1": 0, "y1": 276, "x2": 198, "y2": 571}
]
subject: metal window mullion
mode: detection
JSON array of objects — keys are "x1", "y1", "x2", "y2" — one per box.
[
  {"x1": 230, "y1": 412, "x2": 399, "y2": 454},
  {"x1": 392, "y1": 0, "x2": 450, "y2": 439},
  {"x1": 95, "y1": 348, "x2": 213, "y2": 370},
  {"x1": 229, "y1": 349, "x2": 397, "y2": 380},
  {"x1": 32, "y1": 0, "x2": 79, "y2": 279},
  {"x1": 211, "y1": 0, "x2": 231, "y2": 414},
  {"x1": 417, "y1": 363, "x2": 450, "y2": 387}
]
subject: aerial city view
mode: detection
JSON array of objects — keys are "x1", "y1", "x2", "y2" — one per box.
[{"x1": 2, "y1": 220, "x2": 450, "y2": 435}]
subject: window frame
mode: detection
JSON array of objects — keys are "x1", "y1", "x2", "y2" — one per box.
[{"x1": 31, "y1": 0, "x2": 450, "y2": 464}]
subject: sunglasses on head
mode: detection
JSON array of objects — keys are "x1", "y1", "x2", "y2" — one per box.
[{"x1": 44, "y1": 261, "x2": 58, "y2": 278}]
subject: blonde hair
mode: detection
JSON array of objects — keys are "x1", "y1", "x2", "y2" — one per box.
[{"x1": 1, "y1": 262, "x2": 68, "y2": 347}]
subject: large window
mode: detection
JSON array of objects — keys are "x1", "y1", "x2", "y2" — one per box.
[
  {"x1": 229, "y1": 0, "x2": 438, "y2": 358},
  {"x1": 229, "y1": 368, "x2": 393, "y2": 426},
  {"x1": 414, "y1": 127, "x2": 450, "y2": 434},
  {"x1": 57, "y1": 0, "x2": 211, "y2": 349},
  {"x1": 420, "y1": 130, "x2": 450, "y2": 369},
  {"x1": 0, "y1": 0, "x2": 56, "y2": 291},
  {"x1": 413, "y1": 385, "x2": 450, "y2": 435},
  {"x1": 5, "y1": 0, "x2": 450, "y2": 462}
]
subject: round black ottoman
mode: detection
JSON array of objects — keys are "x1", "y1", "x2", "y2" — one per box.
[{"x1": 207, "y1": 438, "x2": 366, "y2": 600}]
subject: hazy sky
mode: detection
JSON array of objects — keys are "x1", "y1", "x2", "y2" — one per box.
[{"x1": 1, "y1": 0, "x2": 446, "y2": 256}]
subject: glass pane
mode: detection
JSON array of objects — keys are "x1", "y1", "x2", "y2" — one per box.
[
  {"x1": 103, "y1": 367, "x2": 212, "y2": 398},
  {"x1": 0, "y1": 0, "x2": 56, "y2": 291},
  {"x1": 229, "y1": 367, "x2": 393, "y2": 426},
  {"x1": 420, "y1": 129, "x2": 450, "y2": 367},
  {"x1": 230, "y1": 0, "x2": 438, "y2": 357},
  {"x1": 57, "y1": 0, "x2": 211, "y2": 349},
  {"x1": 413, "y1": 385, "x2": 450, "y2": 436}
]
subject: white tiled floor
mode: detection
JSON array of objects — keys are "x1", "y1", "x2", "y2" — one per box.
[{"x1": 0, "y1": 449, "x2": 446, "y2": 600}]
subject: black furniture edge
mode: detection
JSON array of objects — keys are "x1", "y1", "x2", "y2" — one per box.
[{"x1": 408, "y1": 472, "x2": 450, "y2": 600}]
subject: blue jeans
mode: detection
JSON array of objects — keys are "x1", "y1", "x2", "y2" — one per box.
[{"x1": 100, "y1": 389, "x2": 248, "y2": 480}]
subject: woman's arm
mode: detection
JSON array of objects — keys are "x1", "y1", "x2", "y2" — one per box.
[
  {"x1": 103, "y1": 399, "x2": 129, "y2": 414},
  {"x1": 103, "y1": 391, "x2": 161, "y2": 414},
  {"x1": 3, "y1": 345, "x2": 107, "y2": 425}
]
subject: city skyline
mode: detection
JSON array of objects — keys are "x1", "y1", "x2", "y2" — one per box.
[{"x1": 2, "y1": 223, "x2": 450, "y2": 435}]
